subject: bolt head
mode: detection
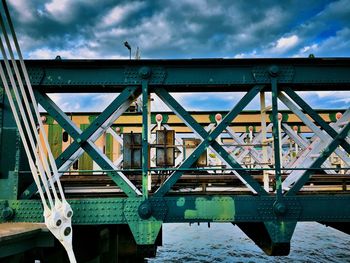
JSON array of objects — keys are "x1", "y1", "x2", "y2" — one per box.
[
  {"x1": 269, "y1": 65, "x2": 280, "y2": 77},
  {"x1": 273, "y1": 201, "x2": 287, "y2": 215},
  {"x1": 139, "y1": 67, "x2": 152, "y2": 79},
  {"x1": 138, "y1": 201, "x2": 153, "y2": 219},
  {"x1": 64, "y1": 227, "x2": 72, "y2": 236},
  {"x1": 56, "y1": 219, "x2": 62, "y2": 227},
  {"x1": 2, "y1": 207, "x2": 14, "y2": 220}
]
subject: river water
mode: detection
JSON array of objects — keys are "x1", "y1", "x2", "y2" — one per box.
[{"x1": 148, "y1": 222, "x2": 350, "y2": 263}]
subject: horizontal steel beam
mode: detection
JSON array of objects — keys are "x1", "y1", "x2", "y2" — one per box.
[
  {"x1": 16, "y1": 58, "x2": 350, "y2": 92},
  {"x1": 39, "y1": 109, "x2": 344, "y2": 126},
  {"x1": 1, "y1": 195, "x2": 350, "y2": 224}
]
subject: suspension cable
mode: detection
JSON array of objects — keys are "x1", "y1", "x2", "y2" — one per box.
[{"x1": 0, "y1": 1, "x2": 76, "y2": 262}]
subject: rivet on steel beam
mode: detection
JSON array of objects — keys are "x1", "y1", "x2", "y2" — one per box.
[{"x1": 2, "y1": 205, "x2": 14, "y2": 220}]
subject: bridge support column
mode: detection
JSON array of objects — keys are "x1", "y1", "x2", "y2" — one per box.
[
  {"x1": 124, "y1": 197, "x2": 166, "y2": 252},
  {"x1": 236, "y1": 221, "x2": 296, "y2": 256}
]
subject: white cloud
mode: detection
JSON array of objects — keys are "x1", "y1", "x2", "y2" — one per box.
[
  {"x1": 44, "y1": 0, "x2": 75, "y2": 23},
  {"x1": 234, "y1": 50, "x2": 257, "y2": 58},
  {"x1": 170, "y1": 0, "x2": 223, "y2": 17},
  {"x1": 137, "y1": 14, "x2": 173, "y2": 50},
  {"x1": 294, "y1": 27, "x2": 350, "y2": 57},
  {"x1": 271, "y1": 35, "x2": 299, "y2": 53},
  {"x1": 300, "y1": 45, "x2": 313, "y2": 53},
  {"x1": 8, "y1": 0, "x2": 35, "y2": 22},
  {"x1": 45, "y1": 0, "x2": 69, "y2": 14},
  {"x1": 94, "y1": 28, "x2": 128, "y2": 39},
  {"x1": 291, "y1": 91, "x2": 350, "y2": 109},
  {"x1": 27, "y1": 47, "x2": 127, "y2": 59},
  {"x1": 46, "y1": 93, "x2": 121, "y2": 112},
  {"x1": 101, "y1": 2, "x2": 146, "y2": 27}
]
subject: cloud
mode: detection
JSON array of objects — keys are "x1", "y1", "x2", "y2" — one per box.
[
  {"x1": 8, "y1": 0, "x2": 37, "y2": 22},
  {"x1": 46, "y1": 93, "x2": 119, "y2": 112},
  {"x1": 5, "y1": 0, "x2": 348, "y2": 59},
  {"x1": 44, "y1": 0, "x2": 76, "y2": 23},
  {"x1": 27, "y1": 46, "x2": 127, "y2": 59},
  {"x1": 101, "y1": 1, "x2": 146, "y2": 27},
  {"x1": 4, "y1": 0, "x2": 350, "y2": 112},
  {"x1": 270, "y1": 35, "x2": 299, "y2": 54},
  {"x1": 45, "y1": 0, "x2": 70, "y2": 15}
]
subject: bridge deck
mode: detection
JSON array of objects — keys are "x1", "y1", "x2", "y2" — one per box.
[
  {"x1": 0, "y1": 223, "x2": 53, "y2": 259},
  {"x1": 0, "y1": 223, "x2": 47, "y2": 242}
]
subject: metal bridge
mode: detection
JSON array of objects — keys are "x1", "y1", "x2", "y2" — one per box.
[{"x1": 0, "y1": 57, "x2": 350, "y2": 262}]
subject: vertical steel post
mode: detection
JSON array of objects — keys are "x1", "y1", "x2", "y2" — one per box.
[
  {"x1": 139, "y1": 67, "x2": 152, "y2": 199},
  {"x1": 147, "y1": 95, "x2": 152, "y2": 191},
  {"x1": 269, "y1": 66, "x2": 283, "y2": 201},
  {"x1": 260, "y1": 91, "x2": 269, "y2": 192},
  {"x1": 142, "y1": 80, "x2": 149, "y2": 198}
]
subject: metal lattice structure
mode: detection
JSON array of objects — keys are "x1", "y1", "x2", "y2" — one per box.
[{"x1": 1, "y1": 58, "x2": 350, "y2": 262}]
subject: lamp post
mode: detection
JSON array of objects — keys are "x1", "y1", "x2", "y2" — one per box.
[{"x1": 124, "y1": 41, "x2": 131, "y2": 60}]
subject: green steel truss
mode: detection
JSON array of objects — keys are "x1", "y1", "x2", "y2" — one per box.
[{"x1": 1, "y1": 58, "x2": 350, "y2": 256}]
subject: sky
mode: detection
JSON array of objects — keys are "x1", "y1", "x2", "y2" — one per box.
[{"x1": 6, "y1": 0, "x2": 350, "y2": 112}]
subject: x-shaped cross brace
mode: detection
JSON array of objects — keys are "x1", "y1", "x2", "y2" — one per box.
[
  {"x1": 283, "y1": 87, "x2": 350, "y2": 154},
  {"x1": 286, "y1": 121, "x2": 350, "y2": 195},
  {"x1": 154, "y1": 86, "x2": 268, "y2": 197},
  {"x1": 279, "y1": 91, "x2": 350, "y2": 190},
  {"x1": 22, "y1": 87, "x2": 142, "y2": 198}
]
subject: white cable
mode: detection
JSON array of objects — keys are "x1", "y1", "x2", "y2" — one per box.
[
  {"x1": 1, "y1": 0, "x2": 67, "y2": 203},
  {"x1": 0, "y1": 14, "x2": 60, "y2": 205},
  {"x1": 0, "y1": 35, "x2": 55, "y2": 208},
  {"x1": 0, "y1": 65, "x2": 50, "y2": 212},
  {"x1": 0, "y1": 1, "x2": 76, "y2": 261}
]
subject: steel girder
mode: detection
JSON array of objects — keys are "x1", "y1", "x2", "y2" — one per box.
[
  {"x1": 1, "y1": 195, "x2": 350, "y2": 224},
  {"x1": 23, "y1": 58, "x2": 350, "y2": 92},
  {"x1": 1, "y1": 59, "x2": 350, "y2": 256}
]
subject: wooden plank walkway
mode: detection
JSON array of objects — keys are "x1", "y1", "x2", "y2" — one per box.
[
  {"x1": 0, "y1": 223, "x2": 53, "y2": 259},
  {"x1": 0, "y1": 223, "x2": 47, "y2": 242}
]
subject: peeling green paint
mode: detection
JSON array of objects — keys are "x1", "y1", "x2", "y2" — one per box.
[{"x1": 184, "y1": 197, "x2": 235, "y2": 221}]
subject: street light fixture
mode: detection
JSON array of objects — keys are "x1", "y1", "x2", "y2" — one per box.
[{"x1": 124, "y1": 41, "x2": 131, "y2": 60}]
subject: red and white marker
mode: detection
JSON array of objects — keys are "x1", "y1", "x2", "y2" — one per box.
[
  {"x1": 248, "y1": 126, "x2": 253, "y2": 142},
  {"x1": 215, "y1": 113, "x2": 222, "y2": 123},
  {"x1": 156, "y1": 114, "x2": 163, "y2": 130},
  {"x1": 278, "y1": 113, "x2": 283, "y2": 121},
  {"x1": 41, "y1": 115, "x2": 47, "y2": 123},
  {"x1": 336, "y1": 112, "x2": 342, "y2": 120}
]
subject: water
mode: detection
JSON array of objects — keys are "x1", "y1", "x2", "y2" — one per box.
[{"x1": 148, "y1": 222, "x2": 350, "y2": 263}]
